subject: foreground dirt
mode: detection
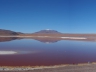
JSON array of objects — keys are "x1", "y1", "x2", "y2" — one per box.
[{"x1": 1, "y1": 63, "x2": 96, "y2": 72}]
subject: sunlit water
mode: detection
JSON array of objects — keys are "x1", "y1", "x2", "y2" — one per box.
[{"x1": 0, "y1": 38, "x2": 96, "y2": 66}]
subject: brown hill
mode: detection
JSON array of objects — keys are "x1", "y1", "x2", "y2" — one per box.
[{"x1": 0, "y1": 29, "x2": 23, "y2": 36}]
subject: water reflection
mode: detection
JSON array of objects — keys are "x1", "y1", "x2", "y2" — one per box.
[
  {"x1": 0, "y1": 37, "x2": 96, "y2": 66},
  {"x1": 0, "y1": 37, "x2": 96, "y2": 43},
  {"x1": 0, "y1": 37, "x2": 20, "y2": 42},
  {"x1": 33, "y1": 37, "x2": 60, "y2": 43}
]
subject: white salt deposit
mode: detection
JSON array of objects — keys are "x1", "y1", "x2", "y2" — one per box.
[
  {"x1": 60, "y1": 37, "x2": 87, "y2": 39},
  {"x1": 0, "y1": 51, "x2": 17, "y2": 55},
  {"x1": 69, "y1": 37, "x2": 87, "y2": 39}
]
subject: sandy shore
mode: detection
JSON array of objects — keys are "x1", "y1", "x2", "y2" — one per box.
[{"x1": 1, "y1": 63, "x2": 96, "y2": 72}]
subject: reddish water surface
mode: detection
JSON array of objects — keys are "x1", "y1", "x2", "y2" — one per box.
[{"x1": 0, "y1": 38, "x2": 96, "y2": 66}]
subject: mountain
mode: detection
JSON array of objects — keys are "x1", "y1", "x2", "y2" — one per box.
[
  {"x1": 0, "y1": 29, "x2": 22, "y2": 35},
  {"x1": 34, "y1": 29, "x2": 61, "y2": 34}
]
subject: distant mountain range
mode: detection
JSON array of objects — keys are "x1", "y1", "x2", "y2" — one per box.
[
  {"x1": 1, "y1": 29, "x2": 96, "y2": 38},
  {"x1": 0, "y1": 29, "x2": 61, "y2": 36}
]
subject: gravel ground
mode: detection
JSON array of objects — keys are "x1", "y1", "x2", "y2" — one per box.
[{"x1": 1, "y1": 64, "x2": 96, "y2": 72}]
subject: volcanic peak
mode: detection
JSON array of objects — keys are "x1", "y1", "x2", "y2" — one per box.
[{"x1": 34, "y1": 29, "x2": 61, "y2": 34}]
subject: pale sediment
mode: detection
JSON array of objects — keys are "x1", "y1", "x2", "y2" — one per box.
[
  {"x1": 0, "y1": 51, "x2": 17, "y2": 55},
  {"x1": 1, "y1": 62, "x2": 96, "y2": 71},
  {"x1": 60, "y1": 37, "x2": 87, "y2": 39},
  {"x1": 0, "y1": 36, "x2": 87, "y2": 39}
]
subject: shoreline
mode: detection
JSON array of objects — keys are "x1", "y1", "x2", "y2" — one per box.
[
  {"x1": 1, "y1": 62, "x2": 96, "y2": 71},
  {"x1": 0, "y1": 36, "x2": 87, "y2": 39}
]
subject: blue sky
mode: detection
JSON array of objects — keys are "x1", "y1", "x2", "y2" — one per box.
[{"x1": 0, "y1": 0, "x2": 96, "y2": 33}]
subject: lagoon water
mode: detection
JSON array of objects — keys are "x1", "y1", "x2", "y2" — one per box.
[{"x1": 0, "y1": 37, "x2": 96, "y2": 66}]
